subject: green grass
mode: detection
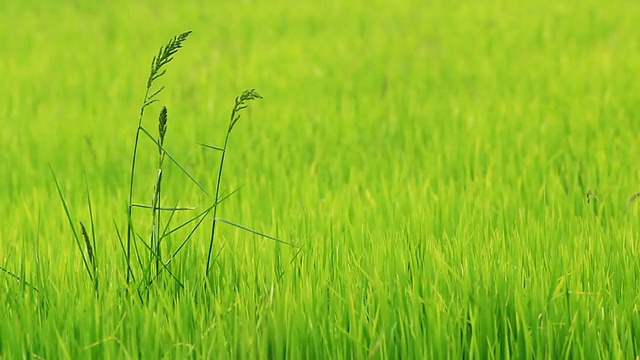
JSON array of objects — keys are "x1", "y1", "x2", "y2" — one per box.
[{"x1": 2, "y1": 0, "x2": 640, "y2": 358}]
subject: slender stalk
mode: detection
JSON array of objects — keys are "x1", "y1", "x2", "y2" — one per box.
[
  {"x1": 205, "y1": 89, "x2": 263, "y2": 276},
  {"x1": 125, "y1": 31, "x2": 191, "y2": 285},
  {"x1": 125, "y1": 91, "x2": 149, "y2": 285},
  {"x1": 152, "y1": 107, "x2": 168, "y2": 278},
  {"x1": 84, "y1": 175, "x2": 99, "y2": 295},
  {"x1": 152, "y1": 156, "x2": 166, "y2": 277},
  {"x1": 205, "y1": 129, "x2": 231, "y2": 275},
  {"x1": 150, "y1": 168, "x2": 163, "y2": 279}
]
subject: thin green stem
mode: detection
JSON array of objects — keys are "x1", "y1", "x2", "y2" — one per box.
[
  {"x1": 153, "y1": 151, "x2": 166, "y2": 277},
  {"x1": 205, "y1": 90, "x2": 263, "y2": 277},
  {"x1": 125, "y1": 89, "x2": 150, "y2": 285},
  {"x1": 205, "y1": 130, "x2": 231, "y2": 276},
  {"x1": 84, "y1": 174, "x2": 99, "y2": 296}
]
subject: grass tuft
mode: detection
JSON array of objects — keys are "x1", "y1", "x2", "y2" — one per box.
[{"x1": 47, "y1": 31, "x2": 295, "y2": 301}]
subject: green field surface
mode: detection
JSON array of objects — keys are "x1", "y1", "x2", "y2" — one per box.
[{"x1": 2, "y1": 1, "x2": 640, "y2": 358}]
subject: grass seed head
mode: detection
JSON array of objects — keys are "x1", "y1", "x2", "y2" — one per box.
[
  {"x1": 229, "y1": 89, "x2": 263, "y2": 133},
  {"x1": 158, "y1": 106, "x2": 168, "y2": 147},
  {"x1": 80, "y1": 222, "x2": 94, "y2": 267},
  {"x1": 238, "y1": 88, "x2": 263, "y2": 103}
]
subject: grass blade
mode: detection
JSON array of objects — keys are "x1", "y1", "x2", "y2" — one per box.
[
  {"x1": 113, "y1": 220, "x2": 137, "y2": 285},
  {"x1": 50, "y1": 167, "x2": 93, "y2": 282},
  {"x1": 84, "y1": 174, "x2": 99, "y2": 293},
  {"x1": 215, "y1": 217, "x2": 298, "y2": 248},
  {"x1": 197, "y1": 142, "x2": 225, "y2": 152},
  {"x1": 131, "y1": 203, "x2": 196, "y2": 211}
]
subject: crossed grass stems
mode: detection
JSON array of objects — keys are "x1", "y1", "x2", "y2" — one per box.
[{"x1": 46, "y1": 31, "x2": 299, "y2": 300}]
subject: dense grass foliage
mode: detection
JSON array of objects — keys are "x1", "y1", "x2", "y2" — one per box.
[{"x1": 2, "y1": 0, "x2": 640, "y2": 358}]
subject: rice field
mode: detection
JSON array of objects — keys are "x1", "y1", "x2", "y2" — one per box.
[{"x1": 2, "y1": 1, "x2": 640, "y2": 358}]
